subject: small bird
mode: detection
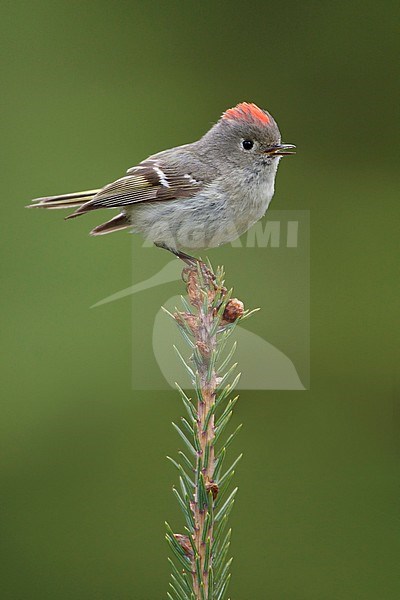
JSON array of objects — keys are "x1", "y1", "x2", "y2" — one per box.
[{"x1": 28, "y1": 102, "x2": 295, "y2": 262}]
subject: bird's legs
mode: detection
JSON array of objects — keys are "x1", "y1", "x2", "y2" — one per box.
[{"x1": 154, "y1": 242, "x2": 200, "y2": 266}]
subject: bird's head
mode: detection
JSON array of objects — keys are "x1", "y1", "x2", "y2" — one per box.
[{"x1": 199, "y1": 102, "x2": 295, "y2": 170}]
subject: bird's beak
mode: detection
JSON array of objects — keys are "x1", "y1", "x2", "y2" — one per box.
[{"x1": 264, "y1": 143, "x2": 296, "y2": 156}]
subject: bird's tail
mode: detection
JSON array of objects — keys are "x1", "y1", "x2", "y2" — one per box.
[
  {"x1": 27, "y1": 187, "x2": 132, "y2": 236},
  {"x1": 27, "y1": 189, "x2": 100, "y2": 210}
]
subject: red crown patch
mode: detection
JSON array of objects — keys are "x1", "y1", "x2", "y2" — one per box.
[{"x1": 222, "y1": 102, "x2": 270, "y2": 125}]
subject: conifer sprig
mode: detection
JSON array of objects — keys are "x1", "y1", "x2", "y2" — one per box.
[{"x1": 165, "y1": 263, "x2": 248, "y2": 600}]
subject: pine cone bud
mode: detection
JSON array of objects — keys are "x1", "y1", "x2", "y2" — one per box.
[
  {"x1": 222, "y1": 298, "x2": 244, "y2": 323},
  {"x1": 173, "y1": 534, "x2": 194, "y2": 558},
  {"x1": 205, "y1": 480, "x2": 219, "y2": 500}
]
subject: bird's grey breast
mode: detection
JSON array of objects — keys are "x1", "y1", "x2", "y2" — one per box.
[{"x1": 223, "y1": 161, "x2": 279, "y2": 230}]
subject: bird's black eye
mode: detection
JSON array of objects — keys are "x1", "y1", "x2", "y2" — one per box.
[{"x1": 242, "y1": 140, "x2": 254, "y2": 150}]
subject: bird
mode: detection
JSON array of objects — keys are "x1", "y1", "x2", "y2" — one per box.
[{"x1": 28, "y1": 102, "x2": 295, "y2": 263}]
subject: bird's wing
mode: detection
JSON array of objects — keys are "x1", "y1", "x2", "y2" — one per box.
[{"x1": 67, "y1": 158, "x2": 205, "y2": 219}]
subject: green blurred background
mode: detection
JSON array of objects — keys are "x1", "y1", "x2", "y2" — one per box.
[{"x1": 1, "y1": 1, "x2": 398, "y2": 598}]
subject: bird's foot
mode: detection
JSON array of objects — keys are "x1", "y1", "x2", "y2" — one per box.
[{"x1": 154, "y1": 243, "x2": 219, "y2": 289}]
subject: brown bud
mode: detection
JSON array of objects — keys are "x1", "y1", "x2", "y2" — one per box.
[
  {"x1": 184, "y1": 265, "x2": 218, "y2": 307},
  {"x1": 205, "y1": 480, "x2": 219, "y2": 500},
  {"x1": 196, "y1": 340, "x2": 211, "y2": 357},
  {"x1": 173, "y1": 534, "x2": 194, "y2": 558},
  {"x1": 222, "y1": 298, "x2": 244, "y2": 324},
  {"x1": 174, "y1": 311, "x2": 198, "y2": 334},
  {"x1": 185, "y1": 269, "x2": 202, "y2": 308}
]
